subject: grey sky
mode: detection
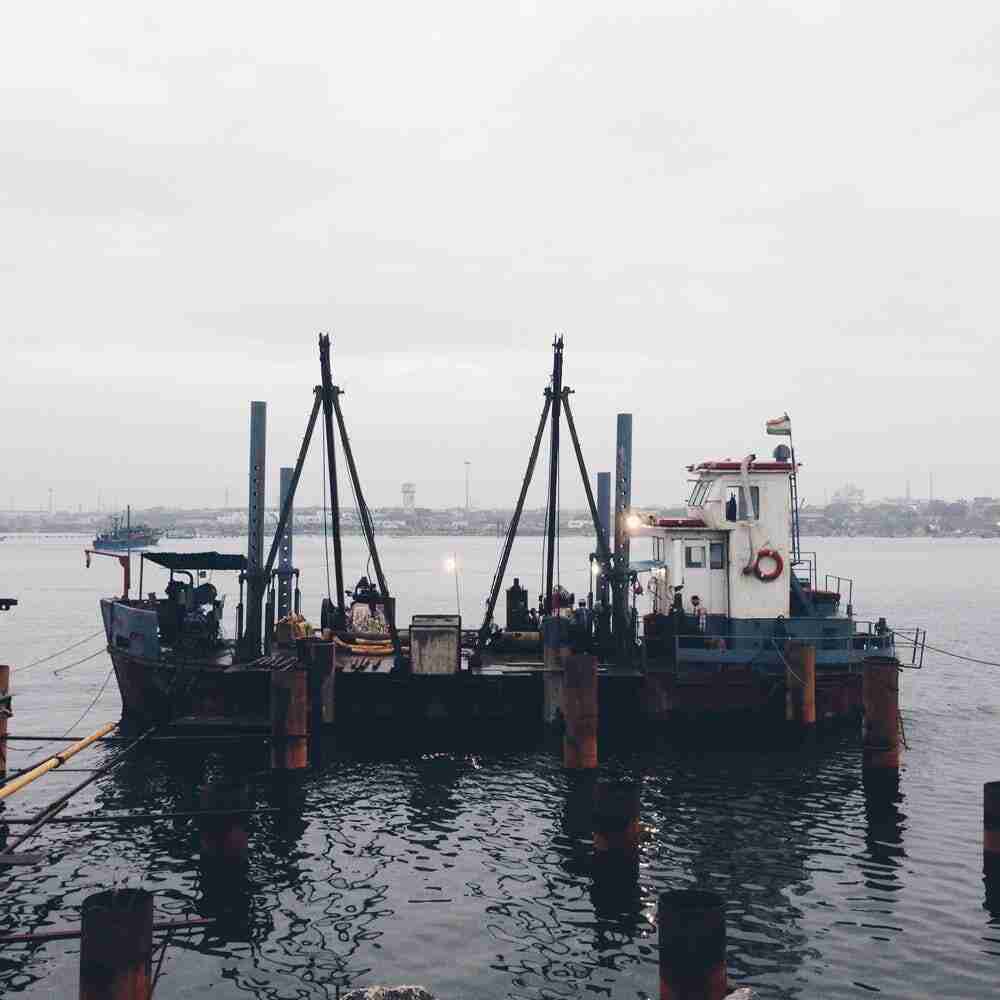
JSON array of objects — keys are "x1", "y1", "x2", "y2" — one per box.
[{"x1": 3, "y1": 1, "x2": 997, "y2": 512}]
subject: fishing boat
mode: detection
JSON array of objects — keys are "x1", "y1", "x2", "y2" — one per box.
[{"x1": 93, "y1": 508, "x2": 163, "y2": 550}]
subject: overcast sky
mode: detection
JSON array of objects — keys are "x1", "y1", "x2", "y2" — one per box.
[{"x1": 3, "y1": 1, "x2": 998, "y2": 513}]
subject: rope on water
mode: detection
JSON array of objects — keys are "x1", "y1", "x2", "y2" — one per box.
[{"x1": 13, "y1": 631, "x2": 105, "y2": 674}]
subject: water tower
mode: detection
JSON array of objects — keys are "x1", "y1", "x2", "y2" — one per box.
[{"x1": 401, "y1": 482, "x2": 416, "y2": 510}]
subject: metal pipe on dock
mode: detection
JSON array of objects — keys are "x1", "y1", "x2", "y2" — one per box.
[
  {"x1": 784, "y1": 641, "x2": 816, "y2": 728},
  {"x1": 0, "y1": 722, "x2": 117, "y2": 801},
  {"x1": 593, "y1": 779, "x2": 640, "y2": 871},
  {"x1": 270, "y1": 669, "x2": 309, "y2": 770},
  {"x1": 563, "y1": 653, "x2": 598, "y2": 770},
  {"x1": 862, "y1": 655, "x2": 901, "y2": 770},
  {"x1": 79, "y1": 888, "x2": 154, "y2": 1000},
  {"x1": 657, "y1": 889, "x2": 728, "y2": 1000},
  {"x1": 198, "y1": 782, "x2": 250, "y2": 862}
]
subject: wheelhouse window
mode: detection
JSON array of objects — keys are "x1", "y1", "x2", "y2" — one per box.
[
  {"x1": 709, "y1": 542, "x2": 726, "y2": 569},
  {"x1": 687, "y1": 480, "x2": 712, "y2": 507},
  {"x1": 725, "y1": 485, "x2": 760, "y2": 521},
  {"x1": 685, "y1": 545, "x2": 706, "y2": 568}
]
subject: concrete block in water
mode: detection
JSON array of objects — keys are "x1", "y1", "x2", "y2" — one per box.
[{"x1": 342, "y1": 989, "x2": 435, "y2": 1000}]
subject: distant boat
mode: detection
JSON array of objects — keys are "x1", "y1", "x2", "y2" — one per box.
[
  {"x1": 163, "y1": 526, "x2": 197, "y2": 539},
  {"x1": 93, "y1": 511, "x2": 162, "y2": 551}
]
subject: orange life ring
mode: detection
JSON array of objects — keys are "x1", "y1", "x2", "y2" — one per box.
[{"x1": 753, "y1": 548, "x2": 783, "y2": 582}]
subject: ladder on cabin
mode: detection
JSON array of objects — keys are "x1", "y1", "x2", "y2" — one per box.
[{"x1": 789, "y1": 460, "x2": 802, "y2": 564}]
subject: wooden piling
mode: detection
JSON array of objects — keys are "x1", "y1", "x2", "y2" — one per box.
[
  {"x1": 79, "y1": 888, "x2": 154, "y2": 1000},
  {"x1": 270, "y1": 669, "x2": 309, "y2": 770},
  {"x1": 985, "y1": 782, "x2": 1000, "y2": 871},
  {"x1": 198, "y1": 782, "x2": 250, "y2": 862},
  {"x1": 784, "y1": 641, "x2": 816, "y2": 727},
  {"x1": 862, "y1": 655, "x2": 901, "y2": 770},
  {"x1": 657, "y1": 889, "x2": 727, "y2": 1000},
  {"x1": 0, "y1": 664, "x2": 9, "y2": 777},
  {"x1": 593, "y1": 779, "x2": 640, "y2": 869},
  {"x1": 563, "y1": 653, "x2": 598, "y2": 769}
]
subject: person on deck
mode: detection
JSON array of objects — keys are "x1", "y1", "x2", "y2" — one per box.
[{"x1": 690, "y1": 595, "x2": 707, "y2": 632}]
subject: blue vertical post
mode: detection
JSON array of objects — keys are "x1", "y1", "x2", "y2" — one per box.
[
  {"x1": 597, "y1": 471, "x2": 611, "y2": 607},
  {"x1": 277, "y1": 466, "x2": 294, "y2": 619},
  {"x1": 244, "y1": 401, "x2": 267, "y2": 656}
]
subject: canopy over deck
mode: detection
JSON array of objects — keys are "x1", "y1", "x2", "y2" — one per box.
[{"x1": 142, "y1": 552, "x2": 247, "y2": 572}]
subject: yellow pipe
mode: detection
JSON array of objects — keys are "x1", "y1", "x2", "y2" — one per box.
[{"x1": 0, "y1": 722, "x2": 117, "y2": 801}]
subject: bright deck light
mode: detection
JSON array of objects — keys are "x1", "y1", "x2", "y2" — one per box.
[
  {"x1": 626, "y1": 514, "x2": 641, "y2": 531},
  {"x1": 444, "y1": 556, "x2": 457, "y2": 573}
]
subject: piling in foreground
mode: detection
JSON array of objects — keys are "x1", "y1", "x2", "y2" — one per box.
[
  {"x1": 563, "y1": 653, "x2": 597, "y2": 769},
  {"x1": 658, "y1": 889, "x2": 727, "y2": 1000},
  {"x1": 271, "y1": 669, "x2": 309, "y2": 770},
  {"x1": 862, "y1": 656, "x2": 901, "y2": 770},
  {"x1": 198, "y1": 781, "x2": 250, "y2": 862},
  {"x1": 80, "y1": 888, "x2": 153, "y2": 1000},
  {"x1": 985, "y1": 781, "x2": 1000, "y2": 873},
  {"x1": 784, "y1": 641, "x2": 816, "y2": 728},
  {"x1": 593, "y1": 779, "x2": 640, "y2": 870},
  {"x1": 0, "y1": 664, "x2": 9, "y2": 777}
]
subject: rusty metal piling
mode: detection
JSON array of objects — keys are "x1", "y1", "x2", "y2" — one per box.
[
  {"x1": 563, "y1": 653, "x2": 598, "y2": 770},
  {"x1": 270, "y1": 669, "x2": 309, "y2": 770},
  {"x1": 657, "y1": 889, "x2": 728, "y2": 1000},
  {"x1": 593, "y1": 779, "x2": 640, "y2": 873},
  {"x1": 862, "y1": 655, "x2": 901, "y2": 771},
  {"x1": 198, "y1": 781, "x2": 250, "y2": 862},
  {"x1": 79, "y1": 888, "x2": 154, "y2": 1000},
  {"x1": 784, "y1": 640, "x2": 816, "y2": 729}
]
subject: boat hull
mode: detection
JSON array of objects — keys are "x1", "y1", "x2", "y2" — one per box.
[{"x1": 109, "y1": 647, "x2": 271, "y2": 726}]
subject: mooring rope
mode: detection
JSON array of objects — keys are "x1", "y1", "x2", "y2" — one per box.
[
  {"x1": 894, "y1": 633, "x2": 1000, "y2": 668},
  {"x1": 59, "y1": 666, "x2": 116, "y2": 737},
  {"x1": 52, "y1": 648, "x2": 106, "y2": 677},
  {"x1": 13, "y1": 631, "x2": 105, "y2": 674}
]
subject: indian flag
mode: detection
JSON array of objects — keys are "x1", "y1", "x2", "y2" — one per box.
[{"x1": 766, "y1": 413, "x2": 791, "y2": 436}]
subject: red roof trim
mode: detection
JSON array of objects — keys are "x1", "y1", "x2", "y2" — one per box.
[
  {"x1": 687, "y1": 461, "x2": 795, "y2": 473},
  {"x1": 654, "y1": 517, "x2": 707, "y2": 528}
]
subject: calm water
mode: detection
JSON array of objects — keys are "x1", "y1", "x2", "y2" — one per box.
[{"x1": 1, "y1": 533, "x2": 999, "y2": 998}]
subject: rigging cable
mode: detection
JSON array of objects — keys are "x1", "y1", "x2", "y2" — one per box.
[{"x1": 13, "y1": 631, "x2": 105, "y2": 674}]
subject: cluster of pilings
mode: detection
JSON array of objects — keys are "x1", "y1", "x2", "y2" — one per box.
[{"x1": 541, "y1": 625, "x2": 910, "y2": 998}]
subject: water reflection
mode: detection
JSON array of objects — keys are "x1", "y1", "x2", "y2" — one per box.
[{"x1": 0, "y1": 736, "x2": 929, "y2": 1000}]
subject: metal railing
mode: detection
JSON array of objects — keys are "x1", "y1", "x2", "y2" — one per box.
[
  {"x1": 793, "y1": 551, "x2": 818, "y2": 589},
  {"x1": 659, "y1": 616, "x2": 898, "y2": 671}
]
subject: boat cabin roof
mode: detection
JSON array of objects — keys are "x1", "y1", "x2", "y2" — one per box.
[
  {"x1": 687, "y1": 460, "x2": 795, "y2": 474},
  {"x1": 143, "y1": 551, "x2": 247, "y2": 572}
]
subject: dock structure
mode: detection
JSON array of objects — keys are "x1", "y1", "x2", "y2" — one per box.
[{"x1": 75, "y1": 337, "x2": 910, "y2": 749}]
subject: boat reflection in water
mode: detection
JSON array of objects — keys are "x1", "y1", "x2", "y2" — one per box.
[{"x1": 6, "y1": 731, "x2": 922, "y2": 999}]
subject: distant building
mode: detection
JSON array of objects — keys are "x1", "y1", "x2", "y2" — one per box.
[{"x1": 831, "y1": 483, "x2": 865, "y2": 505}]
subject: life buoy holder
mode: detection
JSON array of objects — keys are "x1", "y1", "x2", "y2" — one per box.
[{"x1": 753, "y1": 548, "x2": 783, "y2": 582}]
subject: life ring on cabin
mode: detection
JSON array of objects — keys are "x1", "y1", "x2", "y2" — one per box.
[{"x1": 753, "y1": 548, "x2": 783, "y2": 582}]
